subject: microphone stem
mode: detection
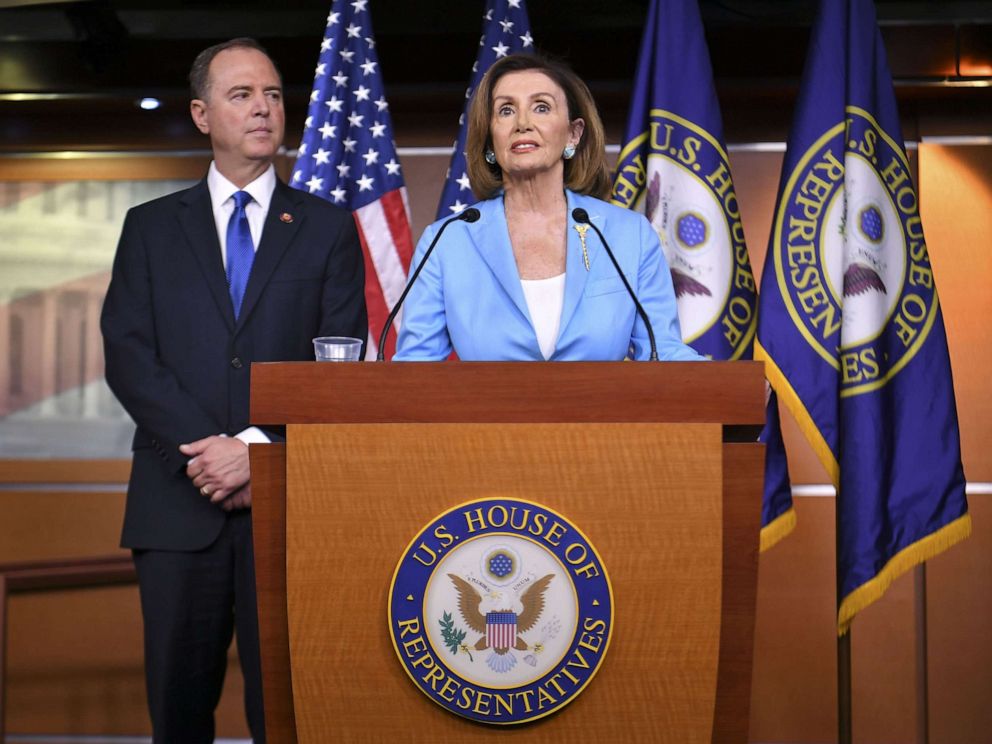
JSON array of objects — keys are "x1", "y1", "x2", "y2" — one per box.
[
  {"x1": 376, "y1": 212, "x2": 466, "y2": 361},
  {"x1": 584, "y1": 221, "x2": 659, "y2": 361}
]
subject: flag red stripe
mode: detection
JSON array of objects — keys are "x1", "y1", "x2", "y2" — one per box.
[
  {"x1": 380, "y1": 189, "x2": 414, "y2": 271},
  {"x1": 352, "y1": 214, "x2": 393, "y2": 359}
]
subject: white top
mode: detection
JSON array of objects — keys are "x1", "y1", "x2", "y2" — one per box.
[
  {"x1": 203, "y1": 161, "x2": 277, "y2": 447},
  {"x1": 520, "y1": 273, "x2": 566, "y2": 360},
  {"x1": 207, "y1": 161, "x2": 276, "y2": 268}
]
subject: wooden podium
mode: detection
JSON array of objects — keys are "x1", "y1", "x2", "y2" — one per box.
[{"x1": 249, "y1": 361, "x2": 765, "y2": 743}]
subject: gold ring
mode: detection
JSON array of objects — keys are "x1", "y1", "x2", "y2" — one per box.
[{"x1": 201, "y1": 487, "x2": 210, "y2": 496}]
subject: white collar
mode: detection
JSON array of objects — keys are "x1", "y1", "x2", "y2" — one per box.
[{"x1": 207, "y1": 162, "x2": 276, "y2": 212}]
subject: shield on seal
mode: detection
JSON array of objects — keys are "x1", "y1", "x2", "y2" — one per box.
[{"x1": 486, "y1": 611, "x2": 518, "y2": 652}]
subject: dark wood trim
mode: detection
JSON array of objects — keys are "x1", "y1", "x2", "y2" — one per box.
[
  {"x1": 0, "y1": 459, "x2": 131, "y2": 484},
  {"x1": 251, "y1": 361, "x2": 766, "y2": 426},
  {"x1": 712, "y1": 443, "x2": 764, "y2": 744},
  {"x1": 0, "y1": 155, "x2": 211, "y2": 181},
  {"x1": 0, "y1": 555, "x2": 136, "y2": 742},
  {"x1": 250, "y1": 443, "x2": 297, "y2": 744}
]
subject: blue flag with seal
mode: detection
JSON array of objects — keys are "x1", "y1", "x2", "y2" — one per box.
[
  {"x1": 755, "y1": 0, "x2": 970, "y2": 635},
  {"x1": 610, "y1": 0, "x2": 795, "y2": 550},
  {"x1": 436, "y1": 0, "x2": 533, "y2": 219}
]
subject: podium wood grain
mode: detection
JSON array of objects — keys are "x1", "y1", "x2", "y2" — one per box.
[
  {"x1": 250, "y1": 361, "x2": 765, "y2": 743},
  {"x1": 286, "y1": 423, "x2": 722, "y2": 742}
]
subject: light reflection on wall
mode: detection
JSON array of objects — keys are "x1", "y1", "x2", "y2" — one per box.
[
  {"x1": 0, "y1": 178, "x2": 195, "y2": 457},
  {"x1": 918, "y1": 142, "x2": 992, "y2": 482}
]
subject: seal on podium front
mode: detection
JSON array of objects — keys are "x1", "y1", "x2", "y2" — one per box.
[{"x1": 388, "y1": 497, "x2": 614, "y2": 725}]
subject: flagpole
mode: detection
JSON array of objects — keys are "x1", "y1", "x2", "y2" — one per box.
[
  {"x1": 915, "y1": 563, "x2": 930, "y2": 744},
  {"x1": 838, "y1": 632, "x2": 852, "y2": 743},
  {"x1": 837, "y1": 490, "x2": 852, "y2": 744}
]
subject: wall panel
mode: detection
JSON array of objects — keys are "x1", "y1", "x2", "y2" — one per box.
[
  {"x1": 0, "y1": 487, "x2": 249, "y2": 738},
  {"x1": 918, "y1": 144, "x2": 992, "y2": 482},
  {"x1": 918, "y1": 142, "x2": 992, "y2": 743},
  {"x1": 0, "y1": 140, "x2": 988, "y2": 740}
]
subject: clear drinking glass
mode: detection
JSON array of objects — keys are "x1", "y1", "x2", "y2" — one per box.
[{"x1": 312, "y1": 336, "x2": 363, "y2": 362}]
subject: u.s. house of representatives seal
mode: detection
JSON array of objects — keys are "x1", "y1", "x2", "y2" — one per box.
[
  {"x1": 773, "y1": 105, "x2": 939, "y2": 395},
  {"x1": 612, "y1": 109, "x2": 756, "y2": 358},
  {"x1": 388, "y1": 498, "x2": 614, "y2": 725}
]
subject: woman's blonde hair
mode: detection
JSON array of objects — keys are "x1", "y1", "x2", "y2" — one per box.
[{"x1": 465, "y1": 53, "x2": 610, "y2": 201}]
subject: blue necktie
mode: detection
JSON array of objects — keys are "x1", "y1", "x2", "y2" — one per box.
[{"x1": 226, "y1": 190, "x2": 255, "y2": 319}]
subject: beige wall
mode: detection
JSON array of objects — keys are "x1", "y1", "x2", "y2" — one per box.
[
  {"x1": 919, "y1": 145, "x2": 992, "y2": 481},
  {"x1": 1, "y1": 142, "x2": 989, "y2": 740},
  {"x1": 0, "y1": 484, "x2": 251, "y2": 738}
]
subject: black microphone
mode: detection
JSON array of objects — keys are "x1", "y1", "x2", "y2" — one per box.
[
  {"x1": 571, "y1": 207, "x2": 658, "y2": 361},
  {"x1": 377, "y1": 207, "x2": 481, "y2": 361}
]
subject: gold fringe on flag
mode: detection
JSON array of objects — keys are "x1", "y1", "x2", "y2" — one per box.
[
  {"x1": 760, "y1": 506, "x2": 797, "y2": 553},
  {"x1": 754, "y1": 340, "x2": 839, "y2": 488},
  {"x1": 837, "y1": 513, "x2": 971, "y2": 636}
]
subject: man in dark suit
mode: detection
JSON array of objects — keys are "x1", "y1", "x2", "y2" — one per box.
[{"x1": 101, "y1": 37, "x2": 367, "y2": 743}]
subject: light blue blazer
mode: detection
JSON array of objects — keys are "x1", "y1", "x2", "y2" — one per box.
[{"x1": 394, "y1": 190, "x2": 704, "y2": 362}]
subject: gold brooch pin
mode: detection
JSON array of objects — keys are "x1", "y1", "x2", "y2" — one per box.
[
  {"x1": 280, "y1": 212, "x2": 293, "y2": 223},
  {"x1": 573, "y1": 224, "x2": 591, "y2": 271}
]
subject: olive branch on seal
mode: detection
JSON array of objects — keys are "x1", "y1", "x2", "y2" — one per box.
[{"x1": 439, "y1": 611, "x2": 473, "y2": 661}]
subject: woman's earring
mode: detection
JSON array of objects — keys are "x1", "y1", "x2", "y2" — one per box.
[
  {"x1": 485, "y1": 149, "x2": 497, "y2": 165},
  {"x1": 563, "y1": 143, "x2": 577, "y2": 160}
]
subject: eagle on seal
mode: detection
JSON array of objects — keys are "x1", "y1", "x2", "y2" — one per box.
[
  {"x1": 843, "y1": 263, "x2": 887, "y2": 296},
  {"x1": 671, "y1": 269, "x2": 712, "y2": 298},
  {"x1": 644, "y1": 173, "x2": 712, "y2": 299},
  {"x1": 448, "y1": 573, "x2": 554, "y2": 673}
]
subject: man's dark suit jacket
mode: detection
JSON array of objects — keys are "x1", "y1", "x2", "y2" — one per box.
[{"x1": 101, "y1": 177, "x2": 367, "y2": 552}]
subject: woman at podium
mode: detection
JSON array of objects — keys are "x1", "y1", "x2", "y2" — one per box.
[{"x1": 394, "y1": 53, "x2": 702, "y2": 363}]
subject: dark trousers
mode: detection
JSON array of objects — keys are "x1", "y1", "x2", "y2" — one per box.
[{"x1": 133, "y1": 510, "x2": 265, "y2": 744}]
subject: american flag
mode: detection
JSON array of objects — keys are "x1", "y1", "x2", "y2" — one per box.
[
  {"x1": 485, "y1": 611, "x2": 518, "y2": 651},
  {"x1": 292, "y1": 0, "x2": 414, "y2": 359},
  {"x1": 435, "y1": 0, "x2": 533, "y2": 219}
]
